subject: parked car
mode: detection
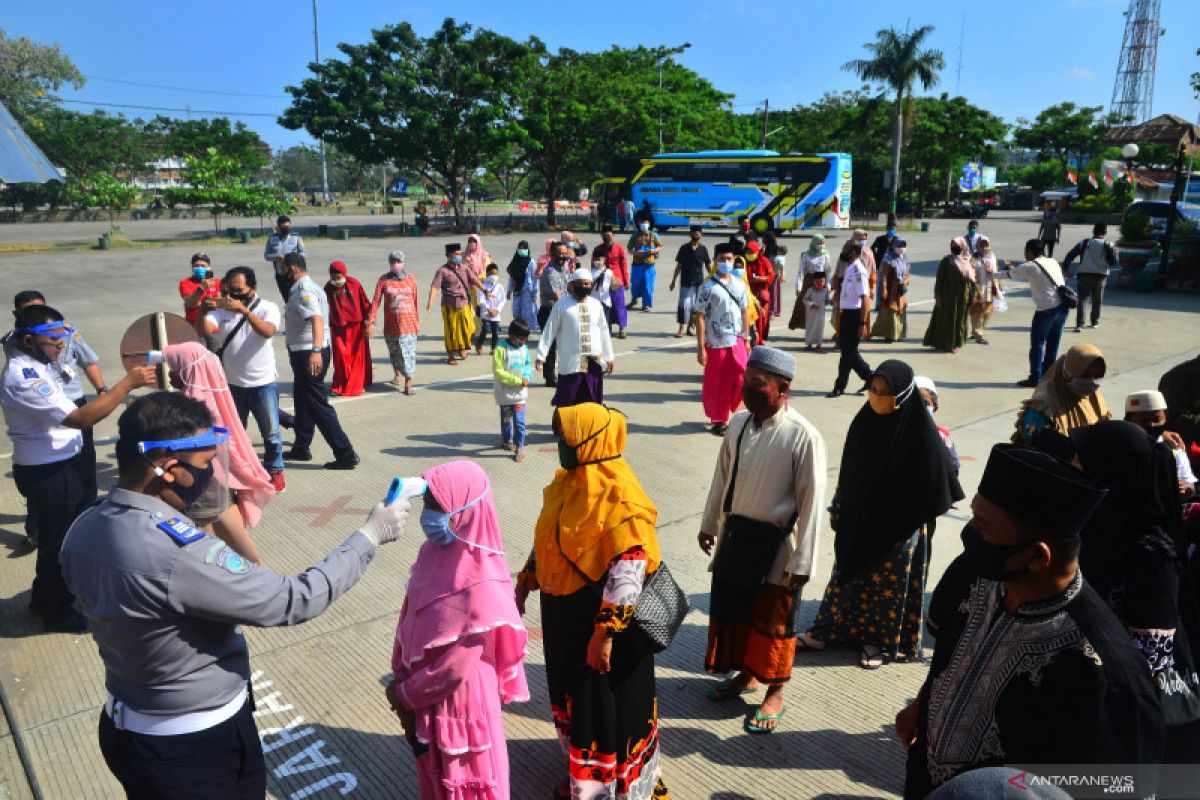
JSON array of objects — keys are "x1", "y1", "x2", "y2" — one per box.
[{"x1": 1125, "y1": 201, "x2": 1200, "y2": 240}]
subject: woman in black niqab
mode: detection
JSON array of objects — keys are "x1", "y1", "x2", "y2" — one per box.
[{"x1": 802, "y1": 359, "x2": 963, "y2": 668}]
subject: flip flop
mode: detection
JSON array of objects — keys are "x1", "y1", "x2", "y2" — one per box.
[
  {"x1": 744, "y1": 705, "x2": 786, "y2": 734},
  {"x1": 859, "y1": 646, "x2": 884, "y2": 670},
  {"x1": 706, "y1": 676, "x2": 756, "y2": 702}
]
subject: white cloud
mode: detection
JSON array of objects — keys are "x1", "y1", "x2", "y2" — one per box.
[{"x1": 1064, "y1": 67, "x2": 1097, "y2": 80}]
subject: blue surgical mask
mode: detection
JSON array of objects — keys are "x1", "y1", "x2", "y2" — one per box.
[
  {"x1": 452, "y1": 255, "x2": 463, "y2": 265},
  {"x1": 733, "y1": 268, "x2": 746, "y2": 280},
  {"x1": 192, "y1": 267, "x2": 207, "y2": 281},
  {"x1": 716, "y1": 261, "x2": 734, "y2": 275},
  {"x1": 887, "y1": 228, "x2": 896, "y2": 236},
  {"x1": 854, "y1": 239, "x2": 866, "y2": 248},
  {"x1": 419, "y1": 492, "x2": 491, "y2": 549},
  {"x1": 517, "y1": 249, "x2": 529, "y2": 257}
]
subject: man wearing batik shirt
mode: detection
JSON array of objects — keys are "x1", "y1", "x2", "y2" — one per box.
[
  {"x1": 536, "y1": 268, "x2": 615, "y2": 408},
  {"x1": 899, "y1": 444, "x2": 1165, "y2": 798}
]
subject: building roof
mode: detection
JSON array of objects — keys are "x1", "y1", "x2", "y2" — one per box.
[
  {"x1": 0, "y1": 100, "x2": 60, "y2": 184},
  {"x1": 1105, "y1": 114, "x2": 1200, "y2": 151}
]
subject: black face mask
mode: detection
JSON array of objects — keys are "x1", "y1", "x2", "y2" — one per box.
[
  {"x1": 1142, "y1": 423, "x2": 1168, "y2": 440},
  {"x1": 171, "y1": 461, "x2": 215, "y2": 508},
  {"x1": 960, "y1": 524, "x2": 1036, "y2": 582},
  {"x1": 571, "y1": 284, "x2": 591, "y2": 300}
]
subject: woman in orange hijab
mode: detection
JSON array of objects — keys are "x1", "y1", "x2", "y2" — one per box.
[{"x1": 516, "y1": 403, "x2": 669, "y2": 800}]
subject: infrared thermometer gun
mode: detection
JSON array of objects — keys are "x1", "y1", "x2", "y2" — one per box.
[{"x1": 384, "y1": 477, "x2": 427, "y2": 506}]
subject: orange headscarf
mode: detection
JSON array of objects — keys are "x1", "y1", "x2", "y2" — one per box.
[{"x1": 532, "y1": 404, "x2": 660, "y2": 596}]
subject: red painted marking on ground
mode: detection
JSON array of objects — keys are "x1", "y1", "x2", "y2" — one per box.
[{"x1": 291, "y1": 495, "x2": 373, "y2": 528}]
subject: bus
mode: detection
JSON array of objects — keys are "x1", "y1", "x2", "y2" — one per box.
[{"x1": 591, "y1": 150, "x2": 852, "y2": 234}]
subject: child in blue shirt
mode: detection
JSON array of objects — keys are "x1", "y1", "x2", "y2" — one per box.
[{"x1": 492, "y1": 319, "x2": 533, "y2": 462}]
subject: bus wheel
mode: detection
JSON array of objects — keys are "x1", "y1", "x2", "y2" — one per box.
[
  {"x1": 656, "y1": 226, "x2": 670, "y2": 234},
  {"x1": 751, "y1": 214, "x2": 773, "y2": 234}
]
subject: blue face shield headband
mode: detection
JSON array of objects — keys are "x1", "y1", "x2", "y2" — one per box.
[
  {"x1": 17, "y1": 322, "x2": 76, "y2": 340},
  {"x1": 137, "y1": 426, "x2": 230, "y2": 454}
]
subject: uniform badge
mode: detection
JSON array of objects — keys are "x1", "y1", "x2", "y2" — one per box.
[
  {"x1": 215, "y1": 546, "x2": 250, "y2": 575},
  {"x1": 30, "y1": 379, "x2": 53, "y2": 397},
  {"x1": 156, "y1": 517, "x2": 206, "y2": 546},
  {"x1": 21, "y1": 367, "x2": 38, "y2": 379}
]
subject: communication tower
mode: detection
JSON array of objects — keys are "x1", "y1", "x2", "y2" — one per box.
[{"x1": 1110, "y1": 0, "x2": 1166, "y2": 124}]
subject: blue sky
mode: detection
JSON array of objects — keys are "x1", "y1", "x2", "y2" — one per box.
[{"x1": 7, "y1": 0, "x2": 1198, "y2": 153}]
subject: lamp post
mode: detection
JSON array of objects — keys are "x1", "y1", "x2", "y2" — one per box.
[
  {"x1": 1121, "y1": 142, "x2": 1139, "y2": 223},
  {"x1": 657, "y1": 42, "x2": 691, "y2": 153},
  {"x1": 312, "y1": 0, "x2": 330, "y2": 203},
  {"x1": 1156, "y1": 143, "x2": 1187, "y2": 283}
]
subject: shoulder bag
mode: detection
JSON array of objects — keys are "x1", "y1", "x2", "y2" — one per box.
[
  {"x1": 213, "y1": 297, "x2": 261, "y2": 361},
  {"x1": 555, "y1": 526, "x2": 688, "y2": 655},
  {"x1": 710, "y1": 417, "x2": 798, "y2": 591},
  {"x1": 1032, "y1": 258, "x2": 1078, "y2": 310}
]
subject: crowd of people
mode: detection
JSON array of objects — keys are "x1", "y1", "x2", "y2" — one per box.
[{"x1": 2, "y1": 207, "x2": 1199, "y2": 800}]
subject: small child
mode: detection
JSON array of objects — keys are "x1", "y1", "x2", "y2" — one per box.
[
  {"x1": 475, "y1": 264, "x2": 506, "y2": 354},
  {"x1": 915, "y1": 375, "x2": 959, "y2": 475},
  {"x1": 493, "y1": 319, "x2": 533, "y2": 462},
  {"x1": 803, "y1": 272, "x2": 829, "y2": 351}
]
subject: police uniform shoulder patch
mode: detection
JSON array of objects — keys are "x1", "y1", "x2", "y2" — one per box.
[
  {"x1": 157, "y1": 517, "x2": 206, "y2": 546},
  {"x1": 21, "y1": 367, "x2": 38, "y2": 379},
  {"x1": 214, "y1": 546, "x2": 250, "y2": 575},
  {"x1": 31, "y1": 379, "x2": 53, "y2": 397}
]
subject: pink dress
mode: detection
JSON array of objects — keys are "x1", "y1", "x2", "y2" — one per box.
[{"x1": 391, "y1": 460, "x2": 528, "y2": 799}]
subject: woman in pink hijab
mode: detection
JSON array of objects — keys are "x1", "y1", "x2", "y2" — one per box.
[
  {"x1": 386, "y1": 460, "x2": 528, "y2": 799},
  {"x1": 164, "y1": 342, "x2": 276, "y2": 564},
  {"x1": 464, "y1": 234, "x2": 492, "y2": 279}
]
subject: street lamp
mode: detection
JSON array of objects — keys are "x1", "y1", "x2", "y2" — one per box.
[
  {"x1": 1121, "y1": 142, "x2": 1139, "y2": 222},
  {"x1": 658, "y1": 42, "x2": 691, "y2": 153}
]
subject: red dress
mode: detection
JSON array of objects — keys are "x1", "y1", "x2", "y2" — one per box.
[
  {"x1": 325, "y1": 276, "x2": 373, "y2": 396},
  {"x1": 746, "y1": 254, "x2": 775, "y2": 342}
]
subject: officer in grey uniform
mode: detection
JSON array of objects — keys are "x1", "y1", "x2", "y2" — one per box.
[
  {"x1": 264, "y1": 214, "x2": 306, "y2": 300},
  {"x1": 61, "y1": 391, "x2": 409, "y2": 798}
]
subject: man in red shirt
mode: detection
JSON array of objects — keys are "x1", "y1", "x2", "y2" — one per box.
[
  {"x1": 593, "y1": 224, "x2": 629, "y2": 339},
  {"x1": 179, "y1": 253, "x2": 221, "y2": 325}
]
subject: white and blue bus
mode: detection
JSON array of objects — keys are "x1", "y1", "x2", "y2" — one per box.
[{"x1": 592, "y1": 150, "x2": 852, "y2": 233}]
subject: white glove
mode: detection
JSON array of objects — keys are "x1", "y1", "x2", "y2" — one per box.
[{"x1": 357, "y1": 498, "x2": 410, "y2": 547}]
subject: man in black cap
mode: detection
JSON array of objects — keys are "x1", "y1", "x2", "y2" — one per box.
[
  {"x1": 670, "y1": 225, "x2": 711, "y2": 338},
  {"x1": 899, "y1": 444, "x2": 1165, "y2": 798}
]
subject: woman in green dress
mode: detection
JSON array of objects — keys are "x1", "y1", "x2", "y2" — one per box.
[{"x1": 921, "y1": 237, "x2": 975, "y2": 353}]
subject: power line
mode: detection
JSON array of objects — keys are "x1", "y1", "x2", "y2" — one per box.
[
  {"x1": 55, "y1": 98, "x2": 281, "y2": 118},
  {"x1": 85, "y1": 74, "x2": 288, "y2": 99}
]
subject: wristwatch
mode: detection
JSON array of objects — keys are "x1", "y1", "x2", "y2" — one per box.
[
  {"x1": 311, "y1": 346, "x2": 323, "y2": 352},
  {"x1": 97, "y1": 386, "x2": 109, "y2": 395}
]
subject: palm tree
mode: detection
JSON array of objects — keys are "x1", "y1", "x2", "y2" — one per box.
[{"x1": 844, "y1": 26, "x2": 946, "y2": 213}]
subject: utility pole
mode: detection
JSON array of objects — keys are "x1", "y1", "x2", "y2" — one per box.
[
  {"x1": 312, "y1": 0, "x2": 330, "y2": 203},
  {"x1": 760, "y1": 99, "x2": 770, "y2": 149}
]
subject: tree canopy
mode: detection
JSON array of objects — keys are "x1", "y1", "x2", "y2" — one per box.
[{"x1": 0, "y1": 28, "x2": 83, "y2": 124}]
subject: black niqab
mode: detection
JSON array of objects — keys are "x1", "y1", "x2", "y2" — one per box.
[
  {"x1": 506, "y1": 240, "x2": 532, "y2": 288},
  {"x1": 835, "y1": 360, "x2": 964, "y2": 578}
]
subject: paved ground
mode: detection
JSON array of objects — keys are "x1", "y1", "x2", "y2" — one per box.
[{"x1": 0, "y1": 211, "x2": 1196, "y2": 799}]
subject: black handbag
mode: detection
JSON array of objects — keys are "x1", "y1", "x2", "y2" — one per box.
[
  {"x1": 1032, "y1": 258, "x2": 1078, "y2": 310},
  {"x1": 555, "y1": 526, "x2": 688, "y2": 655}
]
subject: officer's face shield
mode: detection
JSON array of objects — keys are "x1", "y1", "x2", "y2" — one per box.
[
  {"x1": 138, "y1": 427, "x2": 231, "y2": 519},
  {"x1": 17, "y1": 321, "x2": 74, "y2": 361}
]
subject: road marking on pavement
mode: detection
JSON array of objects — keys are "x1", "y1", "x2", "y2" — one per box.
[{"x1": 291, "y1": 495, "x2": 373, "y2": 528}]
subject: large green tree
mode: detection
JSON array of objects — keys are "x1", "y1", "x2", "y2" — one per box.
[
  {"x1": 519, "y1": 45, "x2": 734, "y2": 223},
  {"x1": 145, "y1": 116, "x2": 269, "y2": 174},
  {"x1": 843, "y1": 25, "x2": 945, "y2": 213},
  {"x1": 905, "y1": 94, "x2": 1008, "y2": 206},
  {"x1": 1012, "y1": 102, "x2": 1122, "y2": 179},
  {"x1": 281, "y1": 18, "x2": 539, "y2": 230},
  {"x1": 0, "y1": 28, "x2": 83, "y2": 124}
]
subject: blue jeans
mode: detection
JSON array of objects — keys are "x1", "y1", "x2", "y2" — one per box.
[
  {"x1": 475, "y1": 319, "x2": 500, "y2": 350},
  {"x1": 229, "y1": 382, "x2": 284, "y2": 472},
  {"x1": 1029, "y1": 304, "x2": 1069, "y2": 382},
  {"x1": 500, "y1": 404, "x2": 526, "y2": 448}
]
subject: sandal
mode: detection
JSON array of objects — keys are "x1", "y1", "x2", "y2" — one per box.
[
  {"x1": 744, "y1": 704, "x2": 786, "y2": 734},
  {"x1": 446, "y1": 358, "x2": 458, "y2": 366},
  {"x1": 859, "y1": 646, "x2": 884, "y2": 670},
  {"x1": 706, "y1": 676, "x2": 757, "y2": 702},
  {"x1": 796, "y1": 633, "x2": 827, "y2": 652}
]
